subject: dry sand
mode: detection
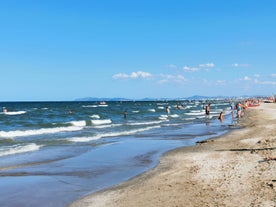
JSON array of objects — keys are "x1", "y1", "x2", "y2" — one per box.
[{"x1": 69, "y1": 103, "x2": 276, "y2": 207}]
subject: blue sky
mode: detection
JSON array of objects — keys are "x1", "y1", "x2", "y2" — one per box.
[{"x1": 0, "y1": 0, "x2": 276, "y2": 101}]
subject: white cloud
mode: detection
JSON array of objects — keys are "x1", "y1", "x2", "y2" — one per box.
[
  {"x1": 271, "y1": 74, "x2": 276, "y2": 78},
  {"x1": 243, "y1": 76, "x2": 251, "y2": 81},
  {"x1": 255, "y1": 80, "x2": 276, "y2": 85},
  {"x1": 232, "y1": 63, "x2": 249, "y2": 68},
  {"x1": 113, "y1": 71, "x2": 152, "y2": 79},
  {"x1": 130, "y1": 71, "x2": 152, "y2": 78},
  {"x1": 112, "y1": 73, "x2": 129, "y2": 79},
  {"x1": 183, "y1": 66, "x2": 199, "y2": 72},
  {"x1": 183, "y1": 63, "x2": 214, "y2": 72},
  {"x1": 199, "y1": 63, "x2": 215, "y2": 68},
  {"x1": 254, "y1": 74, "x2": 260, "y2": 78},
  {"x1": 158, "y1": 74, "x2": 187, "y2": 84}
]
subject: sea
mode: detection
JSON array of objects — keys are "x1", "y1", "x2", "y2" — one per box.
[{"x1": 0, "y1": 100, "x2": 236, "y2": 207}]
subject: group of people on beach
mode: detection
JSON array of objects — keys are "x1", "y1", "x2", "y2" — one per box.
[
  {"x1": 232, "y1": 99, "x2": 257, "y2": 118},
  {"x1": 204, "y1": 99, "x2": 256, "y2": 123},
  {"x1": 122, "y1": 99, "x2": 261, "y2": 122},
  {"x1": 204, "y1": 103, "x2": 224, "y2": 122}
]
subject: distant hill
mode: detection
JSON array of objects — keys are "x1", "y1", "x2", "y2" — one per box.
[{"x1": 74, "y1": 95, "x2": 267, "y2": 102}]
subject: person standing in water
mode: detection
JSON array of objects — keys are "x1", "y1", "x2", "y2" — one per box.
[
  {"x1": 205, "y1": 103, "x2": 211, "y2": 115},
  {"x1": 166, "y1": 106, "x2": 170, "y2": 114},
  {"x1": 230, "y1": 102, "x2": 235, "y2": 118},
  {"x1": 218, "y1": 112, "x2": 224, "y2": 122},
  {"x1": 124, "y1": 110, "x2": 127, "y2": 119}
]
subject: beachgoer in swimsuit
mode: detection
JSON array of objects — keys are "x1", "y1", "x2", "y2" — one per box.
[
  {"x1": 237, "y1": 102, "x2": 242, "y2": 118},
  {"x1": 205, "y1": 103, "x2": 210, "y2": 115},
  {"x1": 166, "y1": 106, "x2": 170, "y2": 114},
  {"x1": 218, "y1": 112, "x2": 224, "y2": 122}
]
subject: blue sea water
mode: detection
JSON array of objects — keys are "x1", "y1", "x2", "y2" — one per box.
[{"x1": 0, "y1": 100, "x2": 236, "y2": 207}]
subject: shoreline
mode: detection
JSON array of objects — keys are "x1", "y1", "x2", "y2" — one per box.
[{"x1": 69, "y1": 103, "x2": 276, "y2": 207}]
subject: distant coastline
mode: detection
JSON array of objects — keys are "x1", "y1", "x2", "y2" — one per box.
[
  {"x1": 74, "y1": 95, "x2": 271, "y2": 102},
  {"x1": 0, "y1": 95, "x2": 273, "y2": 103}
]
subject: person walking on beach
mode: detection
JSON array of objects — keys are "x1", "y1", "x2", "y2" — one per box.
[{"x1": 205, "y1": 103, "x2": 210, "y2": 115}]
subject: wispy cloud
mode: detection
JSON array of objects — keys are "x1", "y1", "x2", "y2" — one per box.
[
  {"x1": 253, "y1": 74, "x2": 276, "y2": 85},
  {"x1": 183, "y1": 66, "x2": 199, "y2": 72},
  {"x1": 158, "y1": 74, "x2": 187, "y2": 84},
  {"x1": 232, "y1": 63, "x2": 250, "y2": 68},
  {"x1": 199, "y1": 63, "x2": 215, "y2": 68},
  {"x1": 183, "y1": 62, "x2": 215, "y2": 72},
  {"x1": 255, "y1": 80, "x2": 276, "y2": 85},
  {"x1": 112, "y1": 71, "x2": 152, "y2": 79},
  {"x1": 242, "y1": 76, "x2": 251, "y2": 81}
]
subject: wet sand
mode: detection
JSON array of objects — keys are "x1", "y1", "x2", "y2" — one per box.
[{"x1": 69, "y1": 103, "x2": 276, "y2": 207}]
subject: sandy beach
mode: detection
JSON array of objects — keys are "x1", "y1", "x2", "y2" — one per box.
[{"x1": 69, "y1": 103, "x2": 276, "y2": 207}]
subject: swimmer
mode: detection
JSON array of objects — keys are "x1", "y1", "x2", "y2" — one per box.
[{"x1": 218, "y1": 112, "x2": 224, "y2": 122}]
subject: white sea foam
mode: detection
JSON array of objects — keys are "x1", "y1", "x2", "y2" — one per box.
[
  {"x1": 208, "y1": 111, "x2": 222, "y2": 116},
  {"x1": 91, "y1": 119, "x2": 112, "y2": 125},
  {"x1": 185, "y1": 112, "x2": 205, "y2": 116},
  {"x1": 0, "y1": 143, "x2": 42, "y2": 157},
  {"x1": 69, "y1": 136, "x2": 102, "y2": 142},
  {"x1": 158, "y1": 106, "x2": 165, "y2": 109},
  {"x1": 196, "y1": 115, "x2": 215, "y2": 119},
  {"x1": 3, "y1": 111, "x2": 26, "y2": 115},
  {"x1": 132, "y1": 110, "x2": 139, "y2": 113},
  {"x1": 127, "y1": 120, "x2": 164, "y2": 126},
  {"x1": 184, "y1": 117, "x2": 196, "y2": 120},
  {"x1": 70, "y1": 120, "x2": 87, "y2": 127},
  {"x1": 98, "y1": 104, "x2": 108, "y2": 107},
  {"x1": 69, "y1": 125, "x2": 161, "y2": 142},
  {"x1": 0, "y1": 126, "x2": 83, "y2": 138},
  {"x1": 90, "y1": 115, "x2": 100, "y2": 119},
  {"x1": 159, "y1": 115, "x2": 168, "y2": 120},
  {"x1": 82, "y1": 105, "x2": 98, "y2": 108},
  {"x1": 159, "y1": 117, "x2": 168, "y2": 120},
  {"x1": 196, "y1": 115, "x2": 207, "y2": 119},
  {"x1": 190, "y1": 110, "x2": 203, "y2": 113},
  {"x1": 148, "y1": 109, "x2": 156, "y2": 112},
  {"x1": 169, "y1": 114, "x2": 179, "y2": 118},
  {"x1": 93, "y1": 123, "x2": 122, "y2": 129}
]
